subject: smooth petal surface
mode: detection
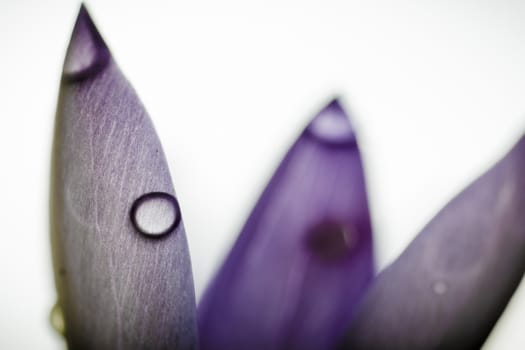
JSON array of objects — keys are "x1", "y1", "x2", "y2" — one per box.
[
  {"x1": 198, "y1": 100, "x2": 375, "y2": 350},
  {"x1": 340, "y1": 134, "x2": 525, "y2": 350},
  {"x1": 50, "y1": 6, "x2": 197, "y2": 349}
]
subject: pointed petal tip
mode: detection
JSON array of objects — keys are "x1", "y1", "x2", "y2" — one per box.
[
  {"x1": 62, "y1": 3, "x2": 110, "y2": 82},
  {"x1": 305, "y1": 98, "x2": 356, "y2": 146},
  {"x1": 76, "y1": 3, "x2": 91, "y2": 26},
  {"x1": 78, "y1": 2, "x2": 87, "y2": 14},
  {"x1": 325, "y1": 96, "x2": 343, "y2": 110}
]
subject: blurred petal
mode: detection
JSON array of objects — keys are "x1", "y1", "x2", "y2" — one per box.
[
  {"x1": 198, "y1": 99, "x2": 375, "y2": 350},
  {"x1": 340, "y1": 135, "x2": 525, "y2": 350},
  {"x1": 50, "y1": 5, "x2": 197, "y2": 349}
]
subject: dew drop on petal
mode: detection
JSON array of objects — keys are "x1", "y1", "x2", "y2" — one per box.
[
  {"x1": 62, "y1": 6, "x2": 109, "y2": 81},
  {"x1": 432, "y1": 281, "x2": 448, "y2": 295},
  {"x1": 63, "y1": 31, "x2": 97, "y2": 77},
  {"x1": 130, "y1": 192, "x2": 181, "y2": 237},
  {"x1": 50, "y1": 302, "x2": 65, "y2": 336},
  {"x1": 308, "y1": 114, "x2": 353, "y2": 143},
  {"x1": 306, "y1": 222, "x2": 357, "y2": 261},
  {"x1": 306, "y1": 100, "x2": 356, "y2": 145}
]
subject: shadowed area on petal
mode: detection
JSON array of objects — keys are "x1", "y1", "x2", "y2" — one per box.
[
  {"x1": 198, "y1": 99, "x2": 375, "y2": 350},
  {"x1": 340, "y1": 134, "x2": 525, "y2": 350},
  {"x1": 51, "y1": 5, "x2": 197, "y2": 349}
]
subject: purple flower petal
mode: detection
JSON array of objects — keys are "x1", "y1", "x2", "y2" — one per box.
[
  {"x1": 50, "y1": 5, "x2": 197, "y2": 349},
  {"x1": 198, "y1": 99, "x2": 375, "y2": 350},
  {"x1": 340, "y1": 135, "x2": 525, "y2": 350}
]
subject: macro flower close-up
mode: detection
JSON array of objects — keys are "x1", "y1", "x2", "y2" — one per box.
[{"x1": 2, "y1": 1, "x2": 525, "y2": 349}]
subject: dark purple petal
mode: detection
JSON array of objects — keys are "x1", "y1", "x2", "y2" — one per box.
[
  {"x1": 340, "y1": 135, "x2": 525, "y2": 350},
  {"x1": 198, "y1": 99, "x2": 375, "y2": 350},
  {"x1": 50, "y1": 5, "x2": 197, "y2": 349}
]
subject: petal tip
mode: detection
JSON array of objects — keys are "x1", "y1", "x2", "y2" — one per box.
[
  {"x1": 305, "y1": 98, "x2": 356, "y2": 146},
  {"x1": 325, "y1": 96, "x2": 343, "y2": 110},
  {"x1": 63, "y1": 4, "x2": 110, "y2": 82}
]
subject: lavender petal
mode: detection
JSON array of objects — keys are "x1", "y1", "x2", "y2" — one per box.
[
  {"x1": 340, "y1": 135, "x2": 525, "y2": 350},
  {"x1": 50, "y1": 5, "x2": 197, "y2": 349},
  {"x1": 198, "y1": 99, "x2": 375, "y2": 350}
]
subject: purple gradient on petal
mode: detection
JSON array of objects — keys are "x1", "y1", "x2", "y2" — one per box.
[
  {"x1": 51, "y1": 5, "x2": 197, "y2": 349},
  {"x1": 198, "y1": 99, "x2": 375, "y2": 350},
  {"x1": 340, "y1": 134, "x2": 525, "y2": 350}
]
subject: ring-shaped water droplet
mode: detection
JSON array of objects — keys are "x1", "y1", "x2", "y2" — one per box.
[{"x1": 130, "y1": 192, "x2": 181, "y2": 238}]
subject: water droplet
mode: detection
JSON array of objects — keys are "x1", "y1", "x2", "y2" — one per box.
[
  {"x1": 432, "y1": 281, "x2": 448, "y2": 295},
  {"x1": 306, "y1": 100, "x2": 356, "y2": 145},
  {"x1": 63, "y1": 6, "x2": 109, "y2": 81},
  {"x1": 130, "y1": 192, "x2": 181, "y2": 237},
  {"x1": 306, "y1": 222, "x2": 357, "y2": 261},
  {"x1": 63, "y1": 34, "x2": 97, "y2": 77},
  {"x1": 50, "y1": 302, "x2": 65, "y2": 335}
]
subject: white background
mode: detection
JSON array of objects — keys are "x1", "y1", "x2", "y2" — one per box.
[{"x1": 1, "y1": 0, "x2": 525, "y2": 348}]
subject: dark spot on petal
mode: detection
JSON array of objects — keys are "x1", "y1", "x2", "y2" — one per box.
[{"x1": 305, "y1": 222, "x2": 358, "y2": 262}]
